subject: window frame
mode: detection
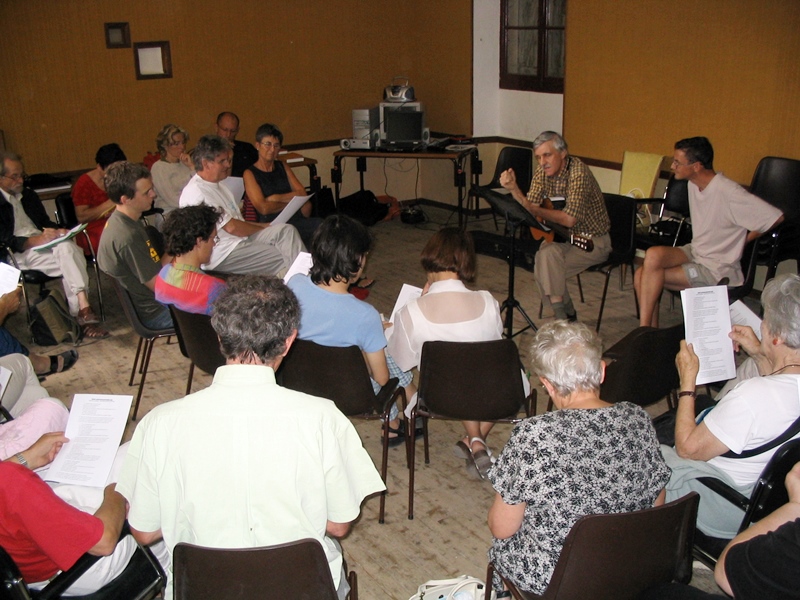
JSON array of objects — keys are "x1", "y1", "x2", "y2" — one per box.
[{"x1": 500, "y1": 0, "x2": 566, "y2": 94}]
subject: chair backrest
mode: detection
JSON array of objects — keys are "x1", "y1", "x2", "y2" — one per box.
[
  {"x1": 111, "y1": 277, "x2": 173, "y2": 338},
  {"x1": 661, "y1": 177, "x2": 690, "y2": 217},
  {"x1": 603, "y1": 193, "x2": 637, "y2": 262},
  {"x1": 54, "y1": 193, "x2": 79, "y2": 229},
  {"x1": 539, "y1": 493, "x2": 699, "y2": 600},
  {"x1": 278, "y1": 339, "x2": 384, "y2": 416},
  {"x1": 727, "y1": 239, "x2": 759, "y2": 303},
  {"x1": 601, "y1": 324, "x2": 684, "y2": 407},
  {"x1": 173, "y1": 538, "x2": 338, "y2": 600},
  {"x1": 417, "y1": 339, "x2": 527, "y2": 421},
  {"x1": 619, "y1": 151, "x2": 664, "y2": 199},
  {"x1": 0, "y1": 546, "x2": 29, "y2": 600},
  {"x1": 169, "y1": 306, "x2": 226, "y2": 376},
  {"x1": 741, "y1": 438, "x2": 800, "y2": 528},
  {"x1": 749, "y1": 156, "x2": 800, "y2": 221},
  {"x1": 490, "y1": 147, "x2": 533, "y2": 195}
]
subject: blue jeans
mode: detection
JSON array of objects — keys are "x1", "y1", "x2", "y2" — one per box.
[{"x1": 0, "y1": 327, "x2": 28, "y2": 358}]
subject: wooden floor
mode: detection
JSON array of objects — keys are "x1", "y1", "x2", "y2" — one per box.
[{"x1": 6, "y1": 205, "x2": 721, "y2": 598}]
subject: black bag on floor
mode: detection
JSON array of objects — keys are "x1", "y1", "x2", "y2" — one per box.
[
  {"x1": 313, "y1": 186, "x2": 337, "y2": 219},
  {"x1": 29, "y1": 289, "x2": 81, "y2": 346},
  {"x1": 338, "y1": 190, "x2": 388, "y2": 226}
]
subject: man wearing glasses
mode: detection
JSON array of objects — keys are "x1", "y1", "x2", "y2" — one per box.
[
  {"x1": 0, "y1": 152, "x2": 108, "y2": 338},
  {"x1": 215, "y1": 111, "x2": 258, "y2": 177},
  {"x1": 634, "y1": 137, "x2": 783, "y2": 327}
]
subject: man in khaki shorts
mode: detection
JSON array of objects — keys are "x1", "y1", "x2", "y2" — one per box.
[{"x1": 634, "y1": 137, "x2": 783, "y2": 327}]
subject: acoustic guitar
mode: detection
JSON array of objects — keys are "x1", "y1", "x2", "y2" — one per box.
[{"x1": 528, "y1": 197, "x2": 594, "y2": 252}]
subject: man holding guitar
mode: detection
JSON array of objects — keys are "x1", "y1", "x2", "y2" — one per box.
[{"x1": 500, "y1": 131, "x2": 610, "y2": 322}]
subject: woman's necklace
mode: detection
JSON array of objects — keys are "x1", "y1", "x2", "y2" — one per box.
[{"x1": 769, "y1": 363, "x2": 800, "y2": 376}]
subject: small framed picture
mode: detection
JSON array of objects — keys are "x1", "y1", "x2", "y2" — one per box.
[
  {"x1": 104, "y1": 22, "x2": 130, "y2": 49},
  {"x1": 134, "y1": 41, "x2": 173, "y2": 80}
]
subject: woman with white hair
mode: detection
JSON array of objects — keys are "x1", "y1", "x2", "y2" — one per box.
[{"x1": 487, "y1": 321, "x2": 670, "y2": 596}]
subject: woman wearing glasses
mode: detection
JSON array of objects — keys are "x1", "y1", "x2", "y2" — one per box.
[
  {"x1": 151, "y1": 124, "x2": 194, "y2": 215},
  {"x1": 243, "y1": 122, "x2": 321, "y2": 247}
]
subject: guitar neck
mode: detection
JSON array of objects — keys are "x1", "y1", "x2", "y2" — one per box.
[{"x1": 541, "y1": 219, "x2": 594, "y2": 252}]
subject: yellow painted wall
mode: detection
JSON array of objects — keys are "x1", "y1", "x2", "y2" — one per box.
[
  {"x1": 0, "y1": 0, "x2": 473, "y2": 173},
  {"x1": 564, "y1": 0, "x2": 800, "y2": 184}
]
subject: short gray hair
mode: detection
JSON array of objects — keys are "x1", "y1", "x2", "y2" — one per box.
[
  {"x1": 211, "y1": 275, "x2": 300, "y2": 365},
  {"x1": 533, "y1": 131, "x2": 568, "y2": 153},
  {"x1": 192, "y1": 135, "x2": 232, "y2": 171},
  {"x1": 762, "y1": 274, "x2": 800, "y2": 349},
  {"x1": 529, "y1": 321, "x2": 603, "y2": 396},
  {"x1": 0, "y1": 151, "x2": 22, "y2": 176}
]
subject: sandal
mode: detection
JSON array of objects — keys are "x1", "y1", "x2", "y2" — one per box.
[
  {"x1": 41, "y1": 349, "x2": 79, "y2": 377},
  {"x1": 382, "y1": 425, "x2": 405, "y2": 448},
  {"x1": 353, "y1": 277, "x2": 376, "y2": 289},
  {"x1": 469, "y1": 437, "x2": 494, "y2": 480},
  {"x1": 76, "y1": 307, "x2": 101, "y2": 326},
  {"x1": 82, "y1": 323, "x2": 110, "y2": 339}
]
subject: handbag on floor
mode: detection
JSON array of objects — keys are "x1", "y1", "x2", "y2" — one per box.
[
  {"x1": 408, "y1": 575, "x2": 495, "y2": 600},
  {"x1": 29, "y1": 288, "x2": 81, "y2": 346}
]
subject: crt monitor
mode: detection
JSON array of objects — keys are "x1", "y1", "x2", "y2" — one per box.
[{"x1": 384, "y1": 111, "x2": 424, "y2": 146}]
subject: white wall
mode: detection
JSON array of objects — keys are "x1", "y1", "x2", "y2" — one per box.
[{"x1": 473, "y1": 0, "x2": 564, "y2": 140}]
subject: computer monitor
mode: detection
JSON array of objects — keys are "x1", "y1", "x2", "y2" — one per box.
[{"x1": 385, "y1": 111, "x2": 424, "y2": 145}]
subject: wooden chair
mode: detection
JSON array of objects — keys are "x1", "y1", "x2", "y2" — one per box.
[
  {"x1": 111, "y1": 278, "x2": 175, "y2": 420},
  {"x1": 173, "y1": 538, "x2": 357, "y2": 600},
  {"x1": 484, "y1": 493, "x2": 699, "y2": 600},
  {"x1": 168, "y1": 306, "x2": 226, "y2": 395},
  {"x1": 408, "y1": 339, "x2": 535, "y2": 519},
  {"x1": 277, "y1": 339, "x2": 405, "y2": 523}
]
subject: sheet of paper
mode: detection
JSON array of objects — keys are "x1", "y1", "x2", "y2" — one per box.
[
  {"x1": 44, "y1": 394, "x2": 133, "y2": 487},
  {"x1": 283, "y1": 252, "x2": 313, "y2": 283},
  {"x1": 681, "y1": 286, "x2": 736, "y2": 385},
  {"x1": 0, "y1": 262, "x2": 21, "y2": 295},
  {"x1": 270, "y1": 194, "x2": 313, "y2": 226},
  {"x1": 389, "y1": 284, "x2": 423, "y2": 323},
  {"x1": 220, "y1": 176, "x2": 245, "y2": 201},
  {"x1": 0, "y1": 366, "x2": 11, "y2": 403},
  {"x1": 729, "y1": 300, "x2": 763, "y2": 340},
  {"x1": 30, "y1": 223, "x2": 87, "y2": 252}
]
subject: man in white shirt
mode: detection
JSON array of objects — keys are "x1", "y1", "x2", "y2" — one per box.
[
  {"x1": 0, "y1": 152, "x2": 107, "y2": 337},
  {"x1": 179, "y1": 135, "x2": 304, "y2": 277},
  {"x1": 117, "y1": 275, "x2": 384, "y2": 599},
  {"x1": 634, "y1": 137, "x2": 783, "y2": 327}
]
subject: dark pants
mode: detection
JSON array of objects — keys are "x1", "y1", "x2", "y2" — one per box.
[{"x1": 0, "y1": 326, "x2": 28, "y2": 358}]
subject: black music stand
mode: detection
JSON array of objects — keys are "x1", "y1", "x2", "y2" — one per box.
[{"x1": 476, "y1": 188, "x2": 544, "y2": 338}]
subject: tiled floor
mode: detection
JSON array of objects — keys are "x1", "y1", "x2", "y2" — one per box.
[{"x1": 5, "y1": 204, "x2": 720, "y2": 598}]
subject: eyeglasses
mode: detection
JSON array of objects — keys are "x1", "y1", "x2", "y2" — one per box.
[
  {"x1": 1, "y1": 172, "x2": 25, "y2": 182},
  {"x1": 671, "y1": 159, "x2": 696, "y2": 168},
  {"x1": 260, "y1": 141, "x2": 281, "y2": 150}
]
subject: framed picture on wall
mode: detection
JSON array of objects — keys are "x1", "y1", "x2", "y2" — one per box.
[
  {"x1": 134, "y1": 41, "x2": 172, "y2": 80},
  {"x1": 104, "y1": 23, "x2": 130, "y2": 49}
]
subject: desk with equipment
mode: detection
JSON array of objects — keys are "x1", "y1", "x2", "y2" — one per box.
[{"x1": 331, "y1": 146, "x2": 479, "y2": 227}]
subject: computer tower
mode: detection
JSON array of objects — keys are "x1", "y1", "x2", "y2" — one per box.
[{"x1": 352, "y1": 107, "x2": 379, "y2": 144}]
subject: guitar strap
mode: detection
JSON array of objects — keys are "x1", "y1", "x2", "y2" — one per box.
[{"x1": 721, "y1": 414, "x2": 800, "y2": 459}]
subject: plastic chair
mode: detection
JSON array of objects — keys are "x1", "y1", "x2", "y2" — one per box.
[
  {"x1": 173, "y1": 538, "x2": 357, "y2": 600},
  {"x1": 484, "y1": 492, "x2": 699, "y2": 600},
  {"x1": 600, "y1": 323, "x2": 685, "y2": 410},
  {"x1": 0, "y1": 540, "x2": 165, "y2": 600},
  {"x1": 748, "y1": 156, "x2": 800, "y2": 281},
  {"x1": 111, "y1": 278, "x2": 175, "y2": 420},
  {"x1": 277, "y1": 339, "x2": 405, "y2": 523},
  {"x1": 469, "y1": 146, "x2": 533, "y2": 223},
  {"x1": 619, "y1": 151, "x2": 664, "y2": 199},
  {"x1": 635, "y1": 177, "x2": 691, "y2": 251},
  {"x1": 0, "y1": 244, "x2": 62, "y2": 336},
  {"x1": 408, "y1": 339, "x2": 535, "y2": 519},
  {"x1": 53, "y1": 193, "x2": 105, "y2": 321},
  {"x1": 693, "y1": 438, "x2": 800, "y2": 568},
  {"x1": 168, "y1": 306, "x2": 226, "y2": 395},
  {"x1": 576, "y1": 193, "x2": 638, "y2": 332}
]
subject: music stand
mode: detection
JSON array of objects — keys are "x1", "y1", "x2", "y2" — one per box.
[{"x1": 475, "y1": 187, "x2": 543, "y2": 338}]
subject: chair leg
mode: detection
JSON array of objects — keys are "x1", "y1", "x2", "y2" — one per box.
[
  {"x1": 185, "y1": 363, "x2": 195, "y2": 396},
  {"x1": 577, "y1": 273, "x2": 585, "y2": 303},
  {"x1": 132, "y1": 338, "x2": 156, "y2": 421},
  {"x1": 595, "y1": 270, "x2": 613, "y2": 333},
  {"x1": 485, "y1": 563, "x2": 496, "y2": 600},
  {"x1": 408, "y1": 412, "x2": 417, "y2": 520},
  {"x1": 347, "y1": 570, "x2": 358, "y2": 600},
  {"x1": 129, "y1": 337, "x2": 144, "y2": 387},
  {"x1": 379, "y1": 413, "x2": 391, "y2": 524},
  {"x1": 90, "y1": 261, "x2": 105, "y2": 321}
]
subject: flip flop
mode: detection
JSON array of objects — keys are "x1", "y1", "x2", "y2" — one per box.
[
  {"x1": 469, "y1": 437, "x2": 494, "y2": 480},
  {"x1": 82, "y1": 324, "x2": 110, "y2": 339},
  {"x1": 41, "y1": 349, "x2": 79, "y2": 377}
]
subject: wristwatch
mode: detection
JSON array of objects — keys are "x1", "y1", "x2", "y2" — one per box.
[{"x1": 15, "y1": 452, "x2": 28, "y2": 468}]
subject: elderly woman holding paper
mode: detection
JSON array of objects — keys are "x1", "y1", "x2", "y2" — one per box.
[
  {"x1": 388, "y1": 227, "x2": 508, "y2": 479},
  {"x1": 663, "y1": 272, "x2": 800, "y2": 539},
  {"x1": 242, "y1": 122, "x2": 321, "y2": 246}
]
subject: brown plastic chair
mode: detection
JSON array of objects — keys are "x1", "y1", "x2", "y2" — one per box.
[
  {"x1": 484, "y1": 492, "x2": 699, "y2": 600},
  {"x1": 111, "y1": 278, "x2": 175, "y2": 420},
  {"x1": 173, "y1": 538, "x2": 357, "y2": 600},
  {"x1": 277, "y1": 338, "x2": 406, "y2": 523},
  {"x1": 168, "y1": 306, "x2": 226, "y2": 395},
  {"x1": 408, "y1": 339, "x2": 535, "y2": 519}
]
